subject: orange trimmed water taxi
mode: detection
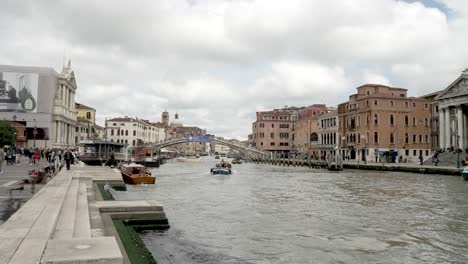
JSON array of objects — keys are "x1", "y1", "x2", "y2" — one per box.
[{"x1": 120, "y1": 163, "x2": 155, "y2": 185}]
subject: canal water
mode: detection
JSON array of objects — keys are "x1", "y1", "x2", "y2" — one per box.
[{"x1": 113, "y1": 157, "x2": 468, "y2": 263}]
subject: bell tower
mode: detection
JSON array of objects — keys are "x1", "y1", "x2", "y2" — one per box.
[{"x1": 162, "y1": 110, "x2": 169, "y2": 126}]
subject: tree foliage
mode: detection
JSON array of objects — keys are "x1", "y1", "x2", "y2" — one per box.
[
  {"x1": 137, "y1": 139, "x2": 144, "y2": 146},
  {"x1": 0, "y1": 121, "x2": 15, "y2": 146}
]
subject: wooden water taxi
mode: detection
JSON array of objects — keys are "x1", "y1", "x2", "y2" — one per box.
[{"x1": 120, "y1": 163, "x2": 155, "y2": 185}]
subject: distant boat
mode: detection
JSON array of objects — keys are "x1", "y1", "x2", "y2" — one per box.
[
  {"x1": 232, "y1": 158, "x2": 242, "y2": 164},
  {"x1": 120, "y1": 163, "x2": 155, "y2": 185},
  {"x1": 176, "y1": 156, "x2": 200, "y2": 162}
]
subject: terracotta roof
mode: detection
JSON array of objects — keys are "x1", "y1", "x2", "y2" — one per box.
[
  {"x1": 318, "y1": 110, "x2": 338, "y2": 119},
  {"x1": 356, "y1": 84, "x2": 407, "y2": 91},
  {"x1": 75, "y1": 103, "x2": 95, "y2": 111}
]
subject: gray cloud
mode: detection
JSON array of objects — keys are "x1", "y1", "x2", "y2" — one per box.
[{"x1": 0, "y1": 0, "x2": 467, "y2": 140}]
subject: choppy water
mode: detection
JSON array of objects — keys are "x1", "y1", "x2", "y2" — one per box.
[{"x1": 113, "y1": 157, "x2": 468, "y2": 264}]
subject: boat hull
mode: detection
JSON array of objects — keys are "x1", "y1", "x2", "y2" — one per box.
[
  {"x1": 121, "y1": 173, "x2": 156, "y2": 185},
  {"x1": 463, "y1": 171, "x2": 468, "y2": 181},
  {"x1": 211, "y1": 169, "x2": 231, "y2": 175}
]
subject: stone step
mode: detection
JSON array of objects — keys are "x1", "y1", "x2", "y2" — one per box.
[
  {"x1": 40, "y1": 237, "x2": 123, "y2": 264},
  {"x1": 8, "y1": 174, "x2": 72, "y2": 264},
  {"x1": 93, "y1": 200, "x2": 164, "y2": 213},
  {"x1": 74, "y1": 182, "x2": 91, "y2": 238},
  {"x1": 52, "y1": 179, "x2": 80, "y2": 239}
]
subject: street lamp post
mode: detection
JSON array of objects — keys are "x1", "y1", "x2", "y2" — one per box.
[{"x1": 33, "y1": 126, "x2": 37, "y2": 148}]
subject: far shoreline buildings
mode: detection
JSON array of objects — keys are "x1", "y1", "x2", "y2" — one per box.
[{"x1": 250, "y1": 68, "x2": 468, "y2": 164}]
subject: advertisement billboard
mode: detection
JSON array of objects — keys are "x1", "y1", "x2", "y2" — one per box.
[
  {"x1": 0, "y1": 72, "x2": 38, "y2": 112},
  {"x1": 187, "y1": 136, "x2": 210, "y2": 142}
]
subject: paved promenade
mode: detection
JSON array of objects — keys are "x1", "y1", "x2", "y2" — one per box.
[{"x1": 0, "y1": 157, "x2": 49, "y2": 224}]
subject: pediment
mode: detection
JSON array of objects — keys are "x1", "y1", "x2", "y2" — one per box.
[{"x1": 437, "y1": 76, "x2": 468, "y2": 100}]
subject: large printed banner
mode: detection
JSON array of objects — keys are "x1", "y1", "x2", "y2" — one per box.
[
  {"x1": 187, "y1": 136, "x2": 210, "y2": 143},
  {"x1": 0, "y1": 72, "x2": 38, "y2": 112}
]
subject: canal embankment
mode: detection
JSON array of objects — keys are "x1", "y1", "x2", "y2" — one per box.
[
  {"x1": 249, "y1": 157, "x2": 463, "y2": 176},
  {"x1": 0, "y1": 166, "x2": 168, "y2": 264}
]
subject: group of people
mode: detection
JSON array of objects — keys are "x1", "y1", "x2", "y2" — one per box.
[
  {"x1": 37, "y1": 148, "x2": 78, "y2": 171},
  {"x1": 0, "y1": 146, "x2": 80, "y2": 174}
]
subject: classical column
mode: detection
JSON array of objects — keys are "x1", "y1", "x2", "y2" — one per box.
[
  {"x1": 458, "y1": 107, "x2": 464, "y2": 150},
  {"x1": 465, "y1": 113, "x2": 468, "y2": 148},
  {"x1": 439, "y1": 108, "x2": 445, "y2": 149},
  {"x1": 464, "y1": 112, "x2": 468, "y2": 149},
  {"x1": 445, "y1": 108, "x2": 451, "y2": 148}
]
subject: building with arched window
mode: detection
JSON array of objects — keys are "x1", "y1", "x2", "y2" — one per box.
[
  {"x1": 338, "y1": 84, "x2": 432, "y2": 163},
  {"x1": 318, "y1": 111, "x2": 338, "y2": 160}
]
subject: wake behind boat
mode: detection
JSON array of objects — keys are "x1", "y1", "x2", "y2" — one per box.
[
  {"x1": 176, "y1": 156, "x2": 201, "y2": 162},
  {"x1": 120, "y1": 163, "x2": 155, "y2": 185}
]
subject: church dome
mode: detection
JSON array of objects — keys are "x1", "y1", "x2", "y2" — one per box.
[{"x1": 170, "y1": 113, "x2": 183, "y2": 127}]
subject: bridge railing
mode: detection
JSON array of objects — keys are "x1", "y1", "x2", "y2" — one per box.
[{"x1": 147, "y1": 136, "x2": 268, "y2": 156}]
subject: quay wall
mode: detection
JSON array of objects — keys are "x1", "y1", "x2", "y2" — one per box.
[{"x1": 248, "y1": 157, "x2": 462, "y2": 176}]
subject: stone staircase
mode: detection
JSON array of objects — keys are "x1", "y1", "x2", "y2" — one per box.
[
  {"x1": 423, "y1": 151, "x2": 465, "y2": 167},
  {"x1": 0, "y1": 167, "x2": 167, "y2": 264}
]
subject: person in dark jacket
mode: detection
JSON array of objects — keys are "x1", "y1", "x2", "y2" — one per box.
[{"x1": 64, "y1": 149, "x2": 74, "y2": 170}]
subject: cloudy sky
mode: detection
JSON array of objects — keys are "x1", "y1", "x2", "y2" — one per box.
[{"x1": 1, "y1": 0, "x2": 467, "y2": 139}]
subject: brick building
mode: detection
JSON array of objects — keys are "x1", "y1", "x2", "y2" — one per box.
[
  {"x1": 252, "y1": 109, "x2": 293, "y2": 154},
  {"x1": 294, "y1": 105, "x2": 334, "y2": 159},
  {"x1": 338, "y1": 84, "x2": 433, "y2": 163},
  {"x1": 295, "y1": 117, "x2": 319, "y2": 159}
]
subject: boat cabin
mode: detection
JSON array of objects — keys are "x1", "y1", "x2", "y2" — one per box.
[{"x1": 79, "y1": 140, "x2": 126, "y2": 165}]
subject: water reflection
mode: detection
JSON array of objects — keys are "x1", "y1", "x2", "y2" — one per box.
[{"x1": 113, "y1": 157, "x2": 468, "y2": 264}]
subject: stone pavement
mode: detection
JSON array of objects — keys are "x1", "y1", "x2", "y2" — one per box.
[
  {"x1": 0, "y1": 165, "x2": 167, "y2": 264},
  {"x1": 0, "y1": 157, "x2": 50, "y2": 224}
]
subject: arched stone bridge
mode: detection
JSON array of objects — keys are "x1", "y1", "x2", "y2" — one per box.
[{"x1": 148, "y1": 136, "x2": 269, "y2": 159}]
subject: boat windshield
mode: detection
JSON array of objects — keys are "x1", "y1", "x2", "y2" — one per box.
[{"x1": 132, "y1": 168, "x2": 144, "y2": 175}]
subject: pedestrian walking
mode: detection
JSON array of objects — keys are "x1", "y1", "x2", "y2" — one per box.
[
  {"x1": 54, "y1": 152, "x2": 60, "y2": 172},
  {"x1": 64, "y1": 149, "x2": 74, "y2": 170},
  {"x1": 0, "y1": 147, "x2": 4, "y2": 174},
  {"x1": 419, "y1": 154, "x2": 423, "y2": 165},
  {"x1": 33, "y1": 152, "x2": 40, "y2": 164}
]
